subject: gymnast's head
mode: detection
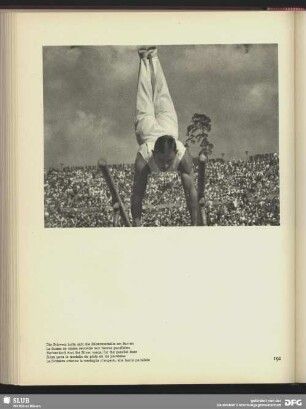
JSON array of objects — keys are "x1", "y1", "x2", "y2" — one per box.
[{"x1": 153, "y1": 135, "x2": 178, "y2": 172}]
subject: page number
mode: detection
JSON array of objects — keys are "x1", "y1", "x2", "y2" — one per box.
[{"x1": 274, "y1": 356, "x2": 282, "y2": 362}]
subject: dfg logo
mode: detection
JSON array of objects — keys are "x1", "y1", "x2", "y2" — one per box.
[{"x1": 285, "y1": 400, "x2": 302, "y2": 406}]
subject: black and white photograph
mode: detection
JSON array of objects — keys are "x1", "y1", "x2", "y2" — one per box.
[{"x1": 44, "y1": 44, "x2": 279, "y2": 228}]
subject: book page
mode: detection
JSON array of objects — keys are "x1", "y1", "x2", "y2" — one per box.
[
  {"x1": 14, "y1": 11, "x2": 295, "y2": 385},
  {"x1": 0, "y1": 11, "x2": 19, "y2": 385},
  {"x1": 295, "y1": 11, "x2": 306, "y2": 383}
]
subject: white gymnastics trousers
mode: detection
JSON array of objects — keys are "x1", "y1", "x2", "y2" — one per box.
[{"x1": 135, "y1": 50, "x2": 179, "y2": 146}]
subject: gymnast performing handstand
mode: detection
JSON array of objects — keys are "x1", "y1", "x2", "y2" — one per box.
[{"x1": 131, "y1": 46, "x2": 199, "y2": 227}]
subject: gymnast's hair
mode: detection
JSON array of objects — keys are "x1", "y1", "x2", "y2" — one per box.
[{"x1": 154, "y1": 135, "x2": 177, "y2": 154}]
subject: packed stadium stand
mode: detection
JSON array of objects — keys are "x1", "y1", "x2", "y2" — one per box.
[{"x1": 44, "y1": 153, "x2": 279, "y2": 227}]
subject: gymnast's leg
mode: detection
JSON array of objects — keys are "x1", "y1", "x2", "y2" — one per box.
[
  {"x1": 148, "y1": 47, "x2": 178, "y2": 139},
  {"x1": 135, "y1": 47, "x2": 178, "y2": 145}
]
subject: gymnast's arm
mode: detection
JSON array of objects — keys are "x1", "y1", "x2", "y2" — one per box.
[
  {"x1": 178, "y1": 150, "x2": 199, "y2": 226},
  {"x1": 131, "y1": 153, "x2": 150, "y2": 227}
]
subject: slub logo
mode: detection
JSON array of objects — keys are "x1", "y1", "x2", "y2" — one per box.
[{"x1": 3, "y1": 396, "x2": 11, "y2": 404}]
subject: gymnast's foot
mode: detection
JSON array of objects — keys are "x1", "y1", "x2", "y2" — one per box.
[
  {"x1": 147, "y1": 46, "x2": 157, "y2": 59},
  {"x1": 138, "y1": 48, "x2": 148, "y2": 59}
]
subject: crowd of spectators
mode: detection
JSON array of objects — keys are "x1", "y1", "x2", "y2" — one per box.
[{"x1": 44, "y1": 153, "x2": 279, "y2": 227}]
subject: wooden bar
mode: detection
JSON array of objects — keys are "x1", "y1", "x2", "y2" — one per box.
[{"x1": 98, "y1": 159, "x2": 132, "y2": 227}]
